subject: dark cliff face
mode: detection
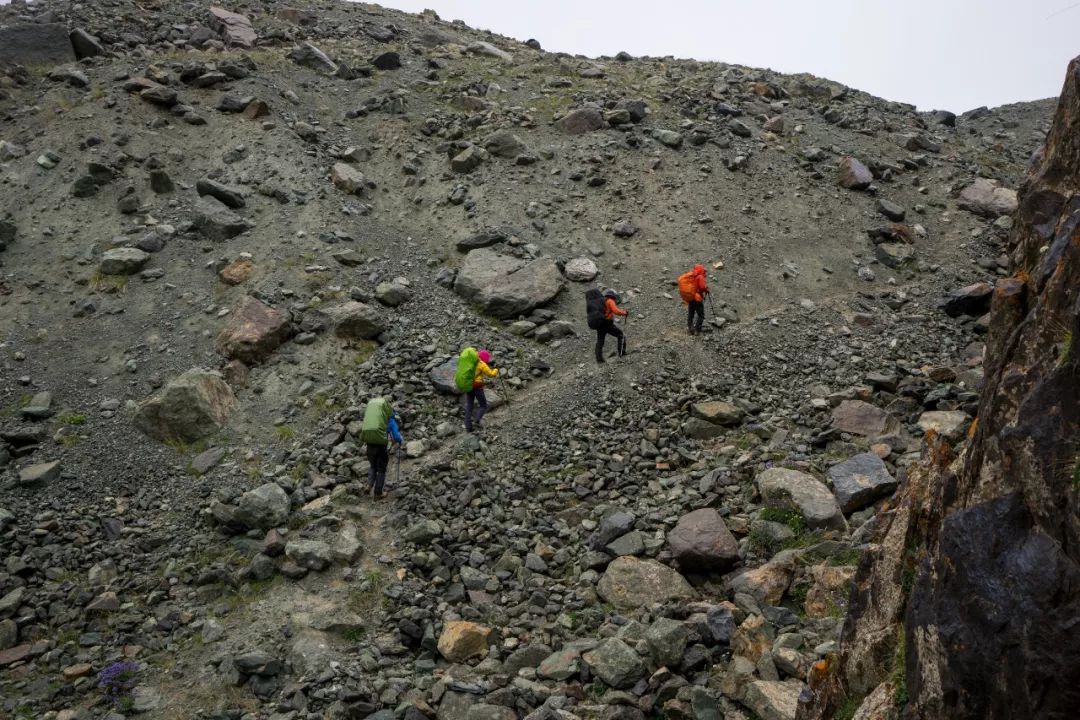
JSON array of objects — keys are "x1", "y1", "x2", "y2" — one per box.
[{"x1": 799, "y1": 56, "x2": 1080, "y2": 720}]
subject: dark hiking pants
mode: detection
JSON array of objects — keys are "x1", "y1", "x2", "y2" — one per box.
[
  {"x1": 366, "y1": 443, "x2": 389, "y2": 495},
  {"x1": 688, "y1": 300, "x2": 705, "y2": 332},
  {"x1": 595, "y1": 319, "x2": 625, "y2": 362},
  {"x1": 465, "y1": 387, "x2": 487, "y2": 430}
]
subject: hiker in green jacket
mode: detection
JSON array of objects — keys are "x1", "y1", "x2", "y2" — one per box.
[{"x1": 359, "y1": 396, "x2": 403, "y2": 499}]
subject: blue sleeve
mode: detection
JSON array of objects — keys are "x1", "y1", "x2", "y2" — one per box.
[{"x1": 387, "y1": 417, "x2": 402, "y2": 444}]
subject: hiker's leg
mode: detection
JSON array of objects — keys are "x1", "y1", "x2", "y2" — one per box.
[
  {"x1": 464, "y1": 390, "x2": 475, "y2": 431},
  {"x1": 365, "y1": 444, "x2": 379, "y2": 488},
  {"x1": 474, "y1": 388, "x2": 488, "y2": 425},
  {"x1": 610, "y1": 324, "x2": 624, "y2": 356},
  {"x1": 595, "y1": 327, "x2": 607, "y2": 363},
  {"x1": 373, "y1": 445, "x2": 389, "y2": 495}
]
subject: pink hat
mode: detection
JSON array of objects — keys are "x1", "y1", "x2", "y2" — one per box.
[{"x1": 478, "y1": 349, "x2": 492, "y2": 363}]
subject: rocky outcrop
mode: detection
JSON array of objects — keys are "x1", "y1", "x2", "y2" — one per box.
[{"x1": 799, "y1": 55, "x2": 1080, "y2": 720}]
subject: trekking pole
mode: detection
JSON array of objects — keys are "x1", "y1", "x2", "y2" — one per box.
[{"x1": 396, "y1": 446, "x2": 402, "y2": 488}]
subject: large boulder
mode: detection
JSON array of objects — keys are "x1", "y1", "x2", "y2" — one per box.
[
  {"x1": 438, "y1": 621, "x2": 492, "y2": 663},
  {"x1": 957, "y1": 178, "x2": 1018, "y2": 218},
  {"x1": 0, "y1": 24, "x2": 75, "y2": 66},
  {"x1": 455, "y1": 249, "x2": 563, "y2": 319},
  {"x1": 597, "y1": 557, "x2": 695, "y2": 609},
  {"x1": 235, "y1": 483, "x2": 290, "y2": 530},
  {"x1": 70, "y1": 29, "x2": 106, "y2": 59},
  {"x1": 667, "y1": 508, "x2": 740, "y2": 572},
  {"x1": 215, "y1": 297, "x2": 293, "y2": 364},
  {"x1": 322, "y1": 302, "x2": 385, "y2": 340},
  {"x1": 827, "y1": 453, "x2": 899, "y2": 514},
  {"x1": 133, "y1": 369, "x2": 236, "y2": 442},
  {"x1": 454, "y1": 249, "x2": 523, "y2": 301},
  {"x1": 756, "y1": 467, "x2": 845, "y2": 530},
  {"x1": 289, "y1": 42, "x2": 339, "y2": 74},
  {"x1": 331, "y1": 163, "x2": 368, "y2": 195},
  {"x1": 208, "y1": 7, "x2": 258, "y2": 48}
]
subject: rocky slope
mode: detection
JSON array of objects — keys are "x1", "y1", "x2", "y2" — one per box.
[
  {"x1": 0, "y1": 1, "x2": 1061, "y2": 719},
  {"x1": 797, "y1": 55, "x2": 1080, "y2": 720}
]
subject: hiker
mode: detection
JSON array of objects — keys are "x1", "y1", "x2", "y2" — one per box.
[
  {"x1": 455, "y1": 347, "x2": 498, "y2": 432},
  {"x1": 679, "y1": 264, "x2": 709, "y2": 334},
  {"x1": 586, "y1": 288, "x2": 627, "y2": 363},
  {"x1": 359, "y1": 396, "x2": 403, "y2": 499}
]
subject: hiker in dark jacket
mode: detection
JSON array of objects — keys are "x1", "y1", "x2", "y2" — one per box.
[
  {"x1": 596, "y1": 288, "x2": 628, "y2": 363},
  {"x1": 360, "y1": 396, "x2": 403, "y2": 499}
]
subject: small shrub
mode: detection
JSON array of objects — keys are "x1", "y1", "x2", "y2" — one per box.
[
  {"x1": 97, "y1": 661, "x2": 138, "y2": 708},
  {"x1": 90, "y1": 271, "x2": 129, "y2": 294},
  {"x1": 58, "y1": 413, "x2": 87, "y2": 426},
  {"x1": 274, "y1": 425, "x2": 296, "y2": 442}
]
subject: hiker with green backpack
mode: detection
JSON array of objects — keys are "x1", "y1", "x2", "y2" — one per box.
[
  {"x1": 455, "y1": 347, "x2": 498, "y2": 432},
  {"x1": 359, "y1": 396, "x2": 403, "y2": 499}
]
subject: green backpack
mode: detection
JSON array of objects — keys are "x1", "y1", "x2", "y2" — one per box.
[
  {"x1": 454, "y1": 347, "x2": 479, "y2": 393},
  {"x1": 360, "y1": 397, "x2": 393, "y2": 445}
]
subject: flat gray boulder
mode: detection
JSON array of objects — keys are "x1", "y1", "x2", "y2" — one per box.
[
  {"x1": 455, "y1": 249, "x2": 563, "y2": 319},
  {"x1": 235, "y1": 483, "x2": 290, "y2": 530}
]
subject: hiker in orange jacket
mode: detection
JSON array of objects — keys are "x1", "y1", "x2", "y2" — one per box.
[
  {"x1": 679, "y1": 264, "x2": 709, "y2": 335},
  {"x1": 596, "y1": 288, "x2": 628, "y2": 363}
]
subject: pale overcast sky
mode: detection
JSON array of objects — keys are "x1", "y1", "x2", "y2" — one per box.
[{"x1": 377, "y1": 0, "x2": 1079, "y2": 112}]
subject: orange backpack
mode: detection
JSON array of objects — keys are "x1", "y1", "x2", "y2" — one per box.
[{"x1": 678, "y1": 271, "x2": 698, "y2": 303}]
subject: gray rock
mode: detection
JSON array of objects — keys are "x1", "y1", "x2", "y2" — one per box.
[
  {"x1": 504, "y1": 644, "x2": 553, "y2": 675},
  {"x1": 555, "y1": 108, "x2": 605, "y2": 135},
  {"x1": 691, "y1": 400, "x2": 744, "y2": 426},
  {"x1": 190, "y1": 447, "x2": 226, "y2": 475},
  {"x1": 654, "y1": 129, "x2": 683, "y2": 148},
  {"x1": 133, "y1": 369, "x2": 236, "y2": 443},
  {"x1": 875, "y1": 242, "x2": 914, "y2": 268},
  {"x1": 0, "y1": 588, "x2": 25, "y2": 619},
  {"x1": 667, "y1": 508, "x2": 740, "y2": 572},
  {"x1": 827, "y1": 453, "x2": 898, "y2": 514},
  {"x1": 876, "y1": 199, "x2": 906, "y2": 221},
  {"x1": 564, "y1": 257, "x2": 598, "y2": 282},
  {"x1": 323, "y1": 302, "x2": 385, "y2": 340},
  {"x1": 404, "y1": 519, "x2": 442, "y2": 544},
  {"x1": 196, "y1": 178, "x2": 246, "y2": 209},
  {"x1": 235, "y1": 483, "x2": 290, "y2": 530},
  {"x1": 99, "y1": 248, "x2": 150, "y2": 275},
  {"x1": 917, "y1": 410, "x2": 972, "y2": 442},
  {"x1": 290, "y1": 42, "x2": 339, "y2": 74},
  {"x1": 19, "y1": 392, "x2": 53, "y2": 420},
  {"x1": 743, "y1": 680, "x2": 803, "y2": 720},
  {"x1": 194, "y1": 196, "x2": 252, "y2": 240},
  {"x1": 597, "y1": 557, "x2": 695, "y2": 609},
  {"x1": 285, "y1": 540, "x2": 333, "y2": 571},
  {"x1": 582, "y1": 638, "x2": 645, "y2": 689},
  {"x1": 18, "y1": 461, "x2": 61, "y2": 486},
  {"x1": 957, "y1": 178, "x2": 1018, "y2": 218},
  {"x1": 645, "y1": 617, "x2": 688, "y2": 668},
  {"x1": 837, "y1": 157, "x2": 873, "y2": 190},
  {"x1": 455, "y1": 250, "x2": 563, "y2": 319},
  {"x1": 430, "y1": 358, "x2": 460, "y2": 395},
  {"x1": 0, "y1": 24, "x2": 74, "y2": 66},
  {"x1": 451, "y1": 146, "x2": 483, "y2": 173},
  {"x1": 588, "y1": 510, "x2": 636, "y2": 550},
  {"x1": 484, "y1": 130, "x2": 528, "y2": 159},
  {"x1": 756, "y1": 467, "x2": 845, "y2": 530},
  {"x1": 375, "y1": 281, "x2": 412, "y2": 307},
  {"x1": 70, "y1": 28, "x2": 106, "y2": 59},
  {"x1": 606, "y1": 530, "x2": 645, "y2": 557}
]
